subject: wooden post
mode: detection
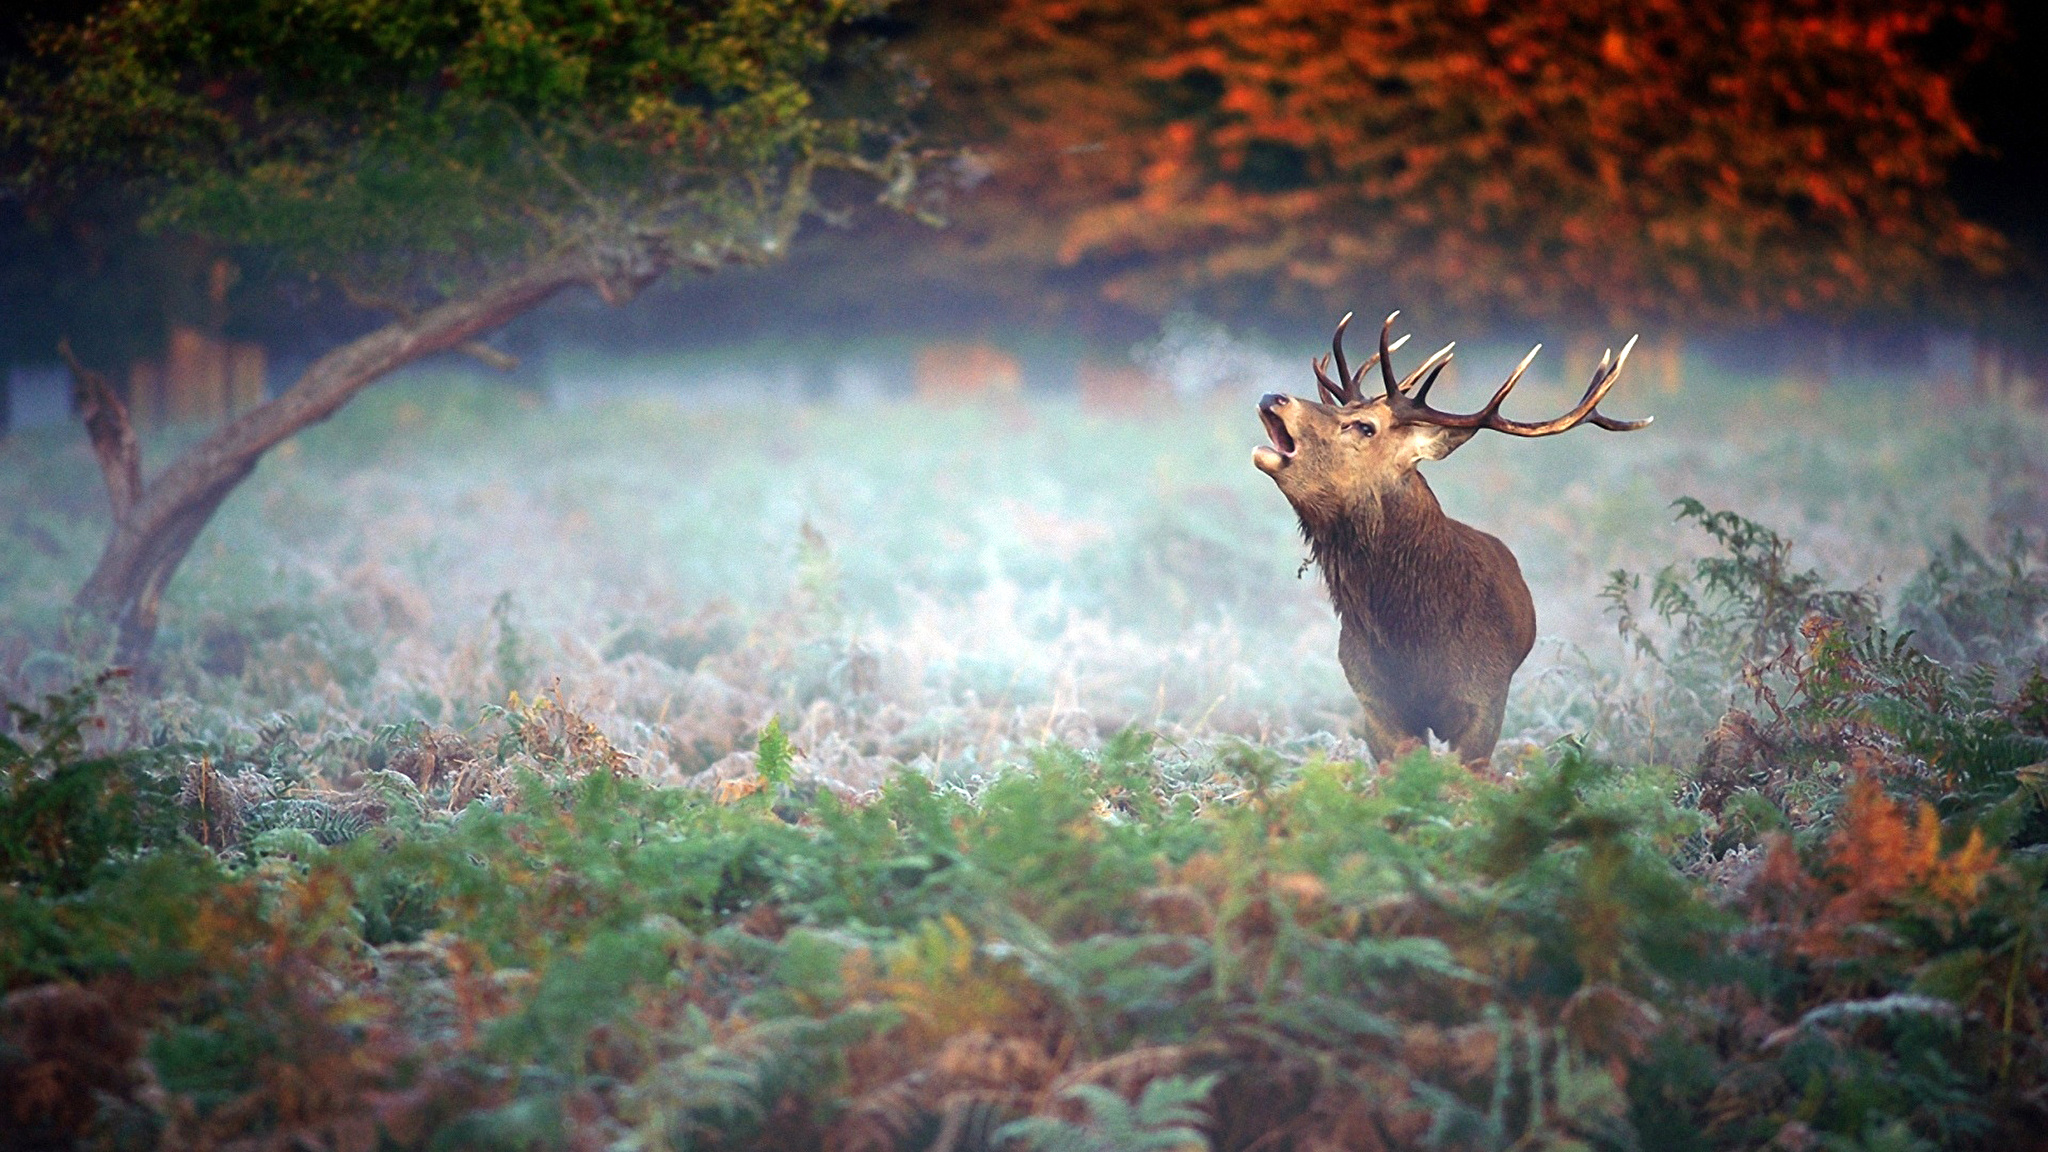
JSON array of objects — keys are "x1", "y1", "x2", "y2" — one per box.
[
  {"x1": 76, "y1": 250, "x2": 608, "y2": 662},
  {"x1": 135, "y1": 327, "x2": 266, "y2": 426},
  {"x1": 914, "y1": 342, "x2": 1022, "y2": 402},
  {"x1": 1646, "y1": 331, "x2": 1684, "y2": 393},
  {"x1": 164, "y1": 325, "x2": 229, "y2": 424},
  {"x1": 1973, "y1": 336, "x2": 2012, "y2": 403},
  {"x1": 228, "y1": 341, "x2": 267, "y2": 412},
  {"x1": 1077, "y1": 359, "x2": 1167, "y2": 413}
]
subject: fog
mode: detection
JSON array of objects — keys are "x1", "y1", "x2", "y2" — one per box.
[{"x1": 5, "y1": 315, "x2": 2040, "y2": 792}]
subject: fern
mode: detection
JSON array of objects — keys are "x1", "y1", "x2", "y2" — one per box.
[
  {"x1": 242, "y1": 796, "x2": 370, "y2": 847},
  {"x1": 757, "y1": 716, "x2": 795, "y2": 789},
  {"x1": 1897, "y1": 531, "x2": 2048, "y2": 677},
  {"x1": 1662, "y1": 497, "x2": 1876, "y2": 665},
  {"x1": 1, "y1": 672, "x2": 181, "y2": 894},
  {"x1": 490, "y1": 590, "x2": 532, "y2": 696},
  {"x1": 994, "y1": 1074, "x2": 1217, "y2": 1152},
  {"x1": 611, "y1": 1005, "x2": 775, "y2": 1152}
]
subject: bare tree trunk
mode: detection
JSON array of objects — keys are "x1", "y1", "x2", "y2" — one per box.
[{"x1": 65, "y1": 246, "x2": 664, "y2": 664}]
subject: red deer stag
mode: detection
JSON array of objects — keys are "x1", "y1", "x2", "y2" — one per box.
[{"x1": 1253, "y1": 312, "x2": 1651, "y2": 767}]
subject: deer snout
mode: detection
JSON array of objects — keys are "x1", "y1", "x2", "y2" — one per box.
[{"x1": 1254, "y1": 394, "x2": 1298, "y2": 475}]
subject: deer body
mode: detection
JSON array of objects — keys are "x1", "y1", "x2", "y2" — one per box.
[
  {"x1": 1318, "y1": 472, "x2": 1535, "y2": 763},
  {"x1": 1255, "y1": 312, "x2": 1648, "y2": 766}
]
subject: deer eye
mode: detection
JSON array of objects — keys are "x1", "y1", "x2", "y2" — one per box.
[{"x1": 1344, "y1": 421, "x2": 1376, "y2": 438}]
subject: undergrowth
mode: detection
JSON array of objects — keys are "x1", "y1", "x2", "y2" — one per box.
[
  {"x1": 6, "y1": 602, "x2": 2048, "y2": 1151},
  {"x1": 4, "y1": 371, "x2": 2047, "y2": 1150}
]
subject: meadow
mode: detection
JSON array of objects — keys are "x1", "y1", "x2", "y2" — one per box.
[
  {"x1": 3, "y1": 345, "x2": 2048, "y2": 1150},
  {"x1": 3, "y1": 344, "x2": 2039, "y2": 775}
]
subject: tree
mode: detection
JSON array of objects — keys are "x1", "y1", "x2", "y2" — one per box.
[
  {"x1": 2, "y1": 0, "x2": 925, "y2": 661},
  {"x1": 914, "y1": 0, "x2": 2006, "y2": 335}
]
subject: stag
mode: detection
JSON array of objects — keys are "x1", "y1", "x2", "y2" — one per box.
[{"x1": 1253, "y1": 312, "x2": 1651, "y2": 767}]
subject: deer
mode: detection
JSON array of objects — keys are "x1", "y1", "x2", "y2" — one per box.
[{"x1": 1252, "y1": 311, "x2": 1651, "y2": 768}]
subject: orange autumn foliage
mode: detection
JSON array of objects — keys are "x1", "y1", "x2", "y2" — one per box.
[
  {"x1": 1829, "y1": 776, "x2": 1999, "y2": 911},
  {"x1": 918, "y1": 0, "x2": 2007, "y2": 327},
  {"x1": 1756, "y1": 770, "x2": 2001, "y2": 961}
]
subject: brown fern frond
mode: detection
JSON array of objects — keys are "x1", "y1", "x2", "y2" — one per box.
[
  {"x1": 1138, "y1": 884, "x2": 1215, "y2": 936},
  {"x1": 934, "y1": 1030, "x2": 1058, "y2": 1091},
  {"x1": 0, "y1": 981, "x2": 149, "y2": 1143},
  {"x1": 827, "y1": 1070, "x2": 933, "y2": 1152},
  {"x1": 1047, "y1": 1042, "x2": 1209, "y2": 1102}
]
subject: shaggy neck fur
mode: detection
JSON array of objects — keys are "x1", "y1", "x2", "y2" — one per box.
[{"x1": 1303, "y1": 471, "x2": 1460, "y2": 631}]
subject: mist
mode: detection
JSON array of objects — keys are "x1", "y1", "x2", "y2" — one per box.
[{"x1": 7, "y1": 314, "x2": 2039, "y2": 790}]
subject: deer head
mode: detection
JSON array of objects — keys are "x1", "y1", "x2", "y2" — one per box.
[{"x1": 1253, "y1": 312, "x2": 1652, "y2": 527}]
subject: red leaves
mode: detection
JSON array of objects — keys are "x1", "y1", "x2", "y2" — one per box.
[{"x1": 929, "y1": 0, "x2": 2008, "y2": 325}]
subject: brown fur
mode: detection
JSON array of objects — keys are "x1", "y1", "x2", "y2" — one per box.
[{"x1": 1254, "y1": 391, "x2": 1534, "y2": 766}]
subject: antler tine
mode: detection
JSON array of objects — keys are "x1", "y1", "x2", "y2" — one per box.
[
  {"x1": 1378, "y1": 311, "x2": 1403, "y2": 399},
  {"x1": 1412, "y1": 358, "x2": 1450, "y2": 403},
  {"x1": 1330, "y1": 312, "x2": 1355, "y2": 403},
  {"x1": 1440, "y1": 343, "x2": 1540, "y2": 425},
  {"x1": 1480, "y1": 333, "x2": 1647, "y2": 436},
  {"x1": 1397, "y1": 342, "x2": 1455, "y2": 394},
  {"x1": 1581, "y1": 335, "x2": 1652, "y2": 430},
  {"x1": 1590, "y1": 411, "x2": 1655, "y2": 431},
  {"x1": 1312, "y1": 313, "x2": 1410, "y2": 406},
  {"x1": 1575, "y1": 336, "x2": 1632, "y2": 409},
  {"x1": 1312, "y1": 354, "x2": 1346, "y2": 406},
  {"x1": 1483, "y1": 343, "x2": 1543, "y2": 415},
  {"x1": 1348, "y1": 333, "x2": 1409, "y2": 391},
  {"x1": 1385, "y1": 333, "x2": 1651, "y2": 436}
]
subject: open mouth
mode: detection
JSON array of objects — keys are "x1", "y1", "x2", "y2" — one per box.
[
  {"x1": 1260, "y1": 406, "x2": 1296, "y2": 456},
  {"x1": 1253, "y1": 403, "x2": 1286, "y2": 453},
  {"x1": 1253, "y1": 401, "x2": 1296, "y2": 474}
]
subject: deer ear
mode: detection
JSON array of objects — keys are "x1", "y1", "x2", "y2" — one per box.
[{"x1": 1411, "y1": 425, "x2": 1477, "y2": 462}]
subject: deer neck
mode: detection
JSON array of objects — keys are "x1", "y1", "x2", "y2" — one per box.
[{"x1": 1308, "y1": 471, "x2": 1457, "y2": 619}]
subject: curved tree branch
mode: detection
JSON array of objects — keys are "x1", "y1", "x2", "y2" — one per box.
[
  {"x1": 57, "y1": 337, "x2": 142, "y2": 522},
  {"x1": 75, "y1": 241, "x2": 664, "y2": 662}
]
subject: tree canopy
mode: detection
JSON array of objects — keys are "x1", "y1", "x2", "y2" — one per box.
[
  {"x1": 1, "y1": 0, "x2": 924, "y2": 659},
  {"x1": 917, "y1": 0, "x2": 2008, "y2": 330},
  {"x1": 5, "y1": 0, "x2": 922, "y2": 304}
]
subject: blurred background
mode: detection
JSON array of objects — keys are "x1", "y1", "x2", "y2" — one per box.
[{"x1": 2, "y1": 0, "x2": 2044, "y2": 786}]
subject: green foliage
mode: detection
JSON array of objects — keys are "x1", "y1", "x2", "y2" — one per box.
[
  {"x1": 1, "y1": 672, "x2": 181, "y2": 895},
  {"x1": 1595, "y1": 497, "x2": 1885, "y2": 766},
  {"x1": 1756, "y1": 621, "x2": 2048, "y2": 834},
  {"x1": 4, "y1": 547, "x2": 2048, "y2": 1152},
  {"x1": 996, "y1": 1073, "x2": 1217, "y2": 1152},
  {"x1": 1589, "y1": 501, "x2": 2048, "y2": 1150},
  {"x1": 1897, "y1": 531, "x2": 2048, "y2": 678},
  {"x1": 1606, "y1": 497, "x2": 2048, "y2": 866},
  {"x1": 1606, "y1": 497, "x2": 1876, "y2": 672},
  {"x1": 2, "y1": 0, "x2": 921, "y2": 295},
  {"x1": 757, "y1": 715, "x2": 794, "y2": 788}
]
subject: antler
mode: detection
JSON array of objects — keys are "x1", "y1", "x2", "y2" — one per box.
[
  {"x1": 1371, "y1": 312, "x2": 1652, "y2": 437},
  {"x1": 1312, "y1": 311, "x2": 1408, "y2": 405}
]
